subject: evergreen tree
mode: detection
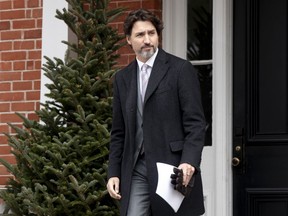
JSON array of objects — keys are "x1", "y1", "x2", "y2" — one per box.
[{"x1": 0, "y1": 0, "x2": 125, "y2": 215}]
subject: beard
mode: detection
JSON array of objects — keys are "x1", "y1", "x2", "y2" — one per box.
[{"x1": 138, "y1": 46, "x2": 156, "y2": 60}]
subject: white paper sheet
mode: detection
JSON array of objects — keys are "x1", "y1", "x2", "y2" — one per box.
[{"x1": 156, "y1": 162, "x2": 185, "y2": 212}]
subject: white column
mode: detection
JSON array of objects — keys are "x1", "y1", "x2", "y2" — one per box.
[
  {"x1": 41, "y1": 0, "x2": 68, "y2": 103},
  {"x1": 162, "y1": 0, "x2": 187, "y2": 59},
  {"x1": 213, "y1": 0, "x2": 233, "y2": 215}
]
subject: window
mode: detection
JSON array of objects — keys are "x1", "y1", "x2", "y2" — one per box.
[{"x1": 187, "y1": 0, "x2": 212, "y2": 146}]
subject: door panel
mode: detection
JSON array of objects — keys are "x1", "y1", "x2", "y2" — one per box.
[{"x1": 233, "y1": 0, "x2": 288, "y2": 215}]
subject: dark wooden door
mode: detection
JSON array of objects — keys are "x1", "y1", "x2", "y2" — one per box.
[{"x1": 233, "y1": 0, "x2": 288, "y2": 215}]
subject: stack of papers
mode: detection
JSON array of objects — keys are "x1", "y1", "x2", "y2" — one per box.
[{"x1": 156, "y1": 162, "x2": 185, "y2": 212}]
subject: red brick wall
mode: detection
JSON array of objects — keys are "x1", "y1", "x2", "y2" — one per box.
[
  {"x1": 0, "y1": 0, "x2": 43, "y2": 186},
  {"x1": 0, "y1": 0, "x2": 162, "y2": 186}
]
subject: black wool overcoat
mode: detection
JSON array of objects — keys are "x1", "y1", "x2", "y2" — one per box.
[{"x1": 108, "y1": 48, "x2": 206, "y2": 216}]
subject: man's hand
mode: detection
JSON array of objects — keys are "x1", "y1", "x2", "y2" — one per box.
[
  {"x1": 178, "y1": 163, "x2": 195, "y2": 186},
  {"x1": 107, "y1": 177, "x2": 121, "y2": 200}
]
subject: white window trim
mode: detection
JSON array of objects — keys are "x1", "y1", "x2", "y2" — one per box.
[{"x1": 163, "y1": 1, "x2": 233, "y2": 216}]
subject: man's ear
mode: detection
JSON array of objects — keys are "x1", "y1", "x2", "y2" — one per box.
[{"x1": 126, "y1": 36, "x2": 131, "y2": 45}]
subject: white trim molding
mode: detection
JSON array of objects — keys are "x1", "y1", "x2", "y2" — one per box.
[
  {"x1": 41, "y1": 0, "x2": 68, "y2": 103},
  {"x1": 213, "y1": 0, "x2": 233, "y2": 215},
  {"x1": 162, "y1": 0, "x2": 187, "y2": 59}
]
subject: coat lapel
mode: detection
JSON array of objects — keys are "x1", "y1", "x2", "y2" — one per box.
[{"x1": 144, "y1": 49, "x2": 169, "y2": 104}]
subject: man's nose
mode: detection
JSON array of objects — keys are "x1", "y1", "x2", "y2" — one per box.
[{"x1": 144, "y1": 34, "x2": 150, "y2": 44}]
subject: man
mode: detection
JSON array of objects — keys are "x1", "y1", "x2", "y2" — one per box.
[{"x1": 107, "y1": 9, "x2": 206, "y2": 216}]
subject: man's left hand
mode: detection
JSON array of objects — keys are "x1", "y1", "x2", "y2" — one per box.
[{"x1": 178, "y1": 163, "x2": 195, "y2": 187}]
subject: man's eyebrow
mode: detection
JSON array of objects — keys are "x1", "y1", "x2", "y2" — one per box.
[
  {"x1": 135, "y1": 31, "x2": 145, "y2": 35},
  {"x1": 135, "y1": 29, "x2": 156, "y2": 34}
]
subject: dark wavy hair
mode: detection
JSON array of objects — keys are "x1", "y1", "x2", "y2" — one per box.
[{"x1": 124, "y1": 9, "x2": 164, "y2": 36}]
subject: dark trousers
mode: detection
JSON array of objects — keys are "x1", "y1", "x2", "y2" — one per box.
[{"x1": 127, "y1": 155, "x2": 151, "y2": 216}]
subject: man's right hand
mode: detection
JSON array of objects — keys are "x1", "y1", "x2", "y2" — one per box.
[{"x1": 107, "y1": 177, "x2": 121, "y2": 200}]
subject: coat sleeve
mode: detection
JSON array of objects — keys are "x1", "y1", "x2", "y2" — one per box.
[
  {"x1": 178, "y1": 61, "x2": 206, "y2": 171},
  {"x1": 107, "y1": 73, "x2": 125, "y2": 179}
]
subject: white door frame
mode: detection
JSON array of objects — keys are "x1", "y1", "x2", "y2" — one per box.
[{"x1": 163, "y1": 1, "x2": 233, "y2": 215}]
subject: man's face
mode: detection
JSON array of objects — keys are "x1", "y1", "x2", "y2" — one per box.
[{"x1": 126, "y1": 21, "x2": 159, "y2": 62}]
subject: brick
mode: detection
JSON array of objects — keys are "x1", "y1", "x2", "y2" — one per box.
[
  {"x1": 1, "y1": 51, "x2": 26, "y2": 61},
  {"x1": 0, "y1": 113, "x2": 23, "y2": 123},
  {"x1": 13, "y1": 0, "x2": 25, "y2": 8},
  {"x1": 117, "y1": 54, "x2": 129, "y2": 65},
  {"x1": 28, "y1": 0, "x2": 40, "y2": 8},
  {"x1": 0, "y1": 92, "x2": 24, "y2": 101},
  {"x1": 13, "y1": 61, "x2": 26, "y2": 70},
  {"x1": 128, "y1": 54, "x2": 136, "y2": 63},
  {"x1": 26, "y1": 9, "x2": 32, "y2": 18},
  {"x1": 0, "y1": 155, "x2": 16, "y2": 165},
  {"x1": 0, "y1": 21, "x2": 10, "y2": 31},
  {"x1": 0, "y1": 145, "x2": 11, "y2": 156},
  {"x1": 1, "y1": 30, "x2": 22, "y2": 40},
  {"x1": 34, "y1": 60, "x2": 42, "y2": 69},
  {"x1": 34, "y1": 80, "x2": 41, "y2": 90},
  {"x1": 27, "y1": 61, "x2": 34, "y2": 70},
  {"x1": 0, "y1": 103, "x2": 10, "y2": 112},
  {"x1": 13, "y1": 20, "x2": 36, "y2": 29},
  {"x1": 36, "y1": 18, "x2": 42, "y2": 28},
  {"x1": 0, "y1": 41, "x2": 12, "y2": 51},
  {"x1": 118, "y1": 1, "x2": 141, "y2": 11},
  {"x1": 118, "y1": 44, "x2": 133, "y2": 54},
  {"x1": 23, "y1": 71, "x2": 41, "y2": 80},
  {"x1": 0, "y1": 165, "x2": 11, "y2": 176},
  {"x1": 0, "y1": 124, "x2": 10, "y2": 132},
  {"x1": 108, "y1": 2, "x2": 117, "y2": 10},
  {"x1": 0, "y1": 1, "x2": 12, "y2": 10},
  {"x1": 14, "y1": 40, "x2": 35, "y2": 50},
  {"x1": 0, "y1": 10, "x2": 25, "y2": 20},
  {"x1": 24, "y1": 29, "x2": 42, "y2": 39},
  {"x1": 0, "y1": 176, "x2": 12, "y2": 186},
  {"x1": 116, "y1": 23, "x2": 124, "y2": 34},
  {"x1": 142, "y1": 0, "x2": 162, "y2": 10},
  {"x1": 28, "y1": 50, "x2": 41, "y2": 59},
  {"x1": 113, "y1": 12, "x2": 129, "y2": 23},
  {"x1": 0, "y1": 62, "x2": 12, "y2": 71},
  {"x1": 0, "y1": 135, "x2": 8, "y2": 145},
  {"x1": 10, "y1": 124, "x2": 23, "y2": 134},
  {"x1": 32, "y1": 8, "x2": 42, "y2": 18},
  {"x1": 0, "y1": 83, "x2": 11, "y2": 91},
  {"x1": 36, "y1": 40, "x2": 42, "y2": 49},
  {"x1": 0, "y1": 72, "x2": 22, "y2": 81},
  {"x1": 35, "y1": 101, "x2": 40, "y2": 110},
  {"x1": 26, "y1": 91, "x2": 40, "y2": 100},
  {"x1": 13, "y1": 81, "x2": 33, "y2": 91},
  {"x1": 11, "y1": 102, "x2": 35, "y2": 111},
  {"x1": 28, "y1": 113, "x2": 39, "y2": 121}
]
